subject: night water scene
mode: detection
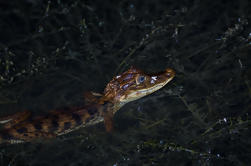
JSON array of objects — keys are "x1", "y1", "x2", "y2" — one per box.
[{"x1": 0, "y1": 0, "x2": 250, "y2": 165}]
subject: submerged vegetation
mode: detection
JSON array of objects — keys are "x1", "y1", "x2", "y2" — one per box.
[{"x1": 0, "y1": 0, "x2": 250, "y2": 165}]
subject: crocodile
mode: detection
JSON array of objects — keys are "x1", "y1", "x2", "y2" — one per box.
[{"x1": 0, "y1": 67, "x2": 175, "y2": 144}]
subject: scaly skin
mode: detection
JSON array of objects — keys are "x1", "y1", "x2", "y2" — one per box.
[{"x1": 0, "y1": 67, "x2": 175, "y2": 144}]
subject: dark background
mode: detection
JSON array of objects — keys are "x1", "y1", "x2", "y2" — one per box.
[{"x1": 0, "y1": 0, "x2": 250, "y2": 165}]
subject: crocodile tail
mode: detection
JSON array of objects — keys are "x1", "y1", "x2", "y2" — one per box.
[
  {"x1": 0, "y1": 129, "x2": 26, "y2": 144},
  {"x1": 0, "y1": 110, "x2": 31, "y2": 129}
]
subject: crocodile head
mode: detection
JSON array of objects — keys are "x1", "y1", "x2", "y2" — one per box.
[{"x1": 102, "y1": 67, "x2": 175, "y2": 109}]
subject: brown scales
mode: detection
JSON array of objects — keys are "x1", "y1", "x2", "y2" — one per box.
[
  {"x1": 0, "y1": 67, "x2": 175, "y2": 144},
  {"x1": 0, "y1": 104, "x2": 104, "y2": 144}
]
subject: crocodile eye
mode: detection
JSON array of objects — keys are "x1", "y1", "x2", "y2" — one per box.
[{"x1": 137, "y1": 75, "x2": 145, "y2": 83}]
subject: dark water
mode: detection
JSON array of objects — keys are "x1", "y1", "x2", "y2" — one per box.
[{"x1": 0, "y1": 0, "x2": 250, "y2": 165}]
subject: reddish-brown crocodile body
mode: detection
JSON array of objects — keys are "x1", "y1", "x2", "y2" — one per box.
[
  {"x1": 0, "y1": 104, "x2": 107, "y2": 144},
  {"x1": 0, "y1": 67, "x2": 175, "y2": 144}
]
